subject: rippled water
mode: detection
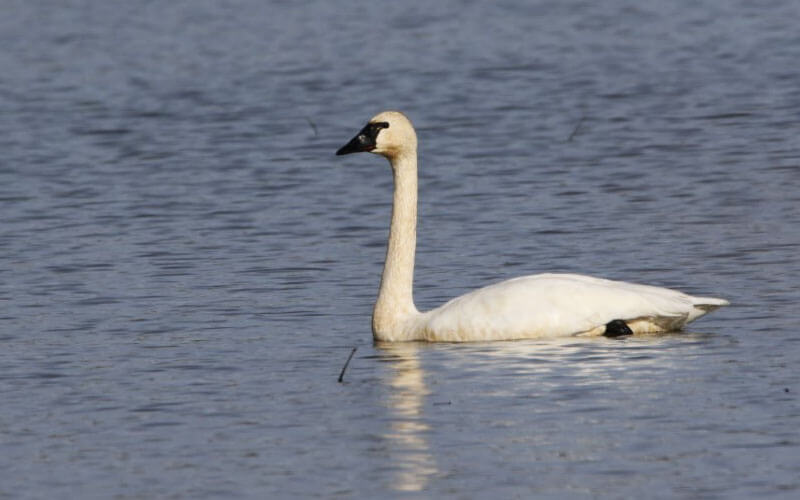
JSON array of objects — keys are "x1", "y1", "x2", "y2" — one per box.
[{"x1": 1, "y1": 0, "x2": 799, "y2": 498}]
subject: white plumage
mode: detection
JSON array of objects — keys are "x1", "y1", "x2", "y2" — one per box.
[
  {"x1": 417, "y1": 273, "x2": 728, "y2": 342},
  {"x1": 336, "y1": 111, "x2": 728, "y2": 342}
]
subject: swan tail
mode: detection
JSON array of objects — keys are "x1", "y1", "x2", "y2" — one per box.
[{"x1": 687, "y1": 296, "x2": 730, "y2": 322}]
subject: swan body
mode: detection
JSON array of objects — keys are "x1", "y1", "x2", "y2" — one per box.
[{"x1": 336, "y1": 111, "x2": 728, "y2": 342}]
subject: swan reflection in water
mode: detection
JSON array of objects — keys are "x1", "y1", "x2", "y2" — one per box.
[
  {"x1": 372, "y1": 333, "x2": 711, "y2": 492},
  {"x1": 376, "y1": 342, "x2": 438, "y2": 492}
]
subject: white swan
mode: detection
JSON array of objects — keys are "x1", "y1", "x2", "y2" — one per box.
[{"x1": 336, "y1": 111, "x2": 729, "y2": 342}]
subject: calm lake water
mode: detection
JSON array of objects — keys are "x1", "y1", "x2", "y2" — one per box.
[{"x1": 2, "y1": 0, "x2": 799, "y2": 498}]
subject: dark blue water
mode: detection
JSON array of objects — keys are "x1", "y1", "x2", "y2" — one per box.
[{"x1": 1, "y1": 1, "x2": 799, "y2": 498}]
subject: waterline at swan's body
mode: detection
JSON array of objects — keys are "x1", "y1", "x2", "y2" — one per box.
[
  {"x1": 336, "y1": 111, "x2": 728, "y2": 342},
  {"x1": 375, "y1": 273, "x2": 727, "y2": 342}
]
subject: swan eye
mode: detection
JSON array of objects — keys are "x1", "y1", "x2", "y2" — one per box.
[{"x1": 368, "y1": 122, "x2": 389, "y2": 135}]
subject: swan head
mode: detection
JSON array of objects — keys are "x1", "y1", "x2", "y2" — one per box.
[{"x1": 336, "y1": 111, "x2": 417, "y2": 159}]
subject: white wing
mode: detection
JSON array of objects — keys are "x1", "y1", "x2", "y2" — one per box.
[{"x1": 418, "y1": 273, "x2": 728, "y2": 341}]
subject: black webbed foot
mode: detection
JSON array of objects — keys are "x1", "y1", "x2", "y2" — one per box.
[{"x1": 604, "y1": 319, "x2": 633, "y2": 337}]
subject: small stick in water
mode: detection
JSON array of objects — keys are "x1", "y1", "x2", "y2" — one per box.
[
  {"x1": 567, "y1": 116, "x2": 585, "y2": 142},
  {"x1": 306, "y1": 117, "x2": 319, "y2": 136},
  {"x1": 338, "y1": 347, "x2": 357, "y2": 383}
]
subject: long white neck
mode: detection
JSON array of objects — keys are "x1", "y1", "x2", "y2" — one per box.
[{"x1": 372, "y1": 150, "x2": 421, "y2": 341}]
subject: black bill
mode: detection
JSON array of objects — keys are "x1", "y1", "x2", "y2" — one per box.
[{"x1": 336, "y1": 121, "x2": 389, "y2": 155}]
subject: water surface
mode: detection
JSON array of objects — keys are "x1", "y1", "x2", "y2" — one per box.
[{"x1": 1, "y1": 0, "x2": 799, "y2": 498}]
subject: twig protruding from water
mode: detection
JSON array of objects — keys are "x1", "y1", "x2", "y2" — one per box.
[
  {"x1": 567, "y1": 116, "x2": 585, "y2": 142},
  {"x1": 306, "y1": 117, "x2": 318, "y2": 137},
  {"x1": 338, "y1": 347, "x2": 357, "y2": 383}
]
